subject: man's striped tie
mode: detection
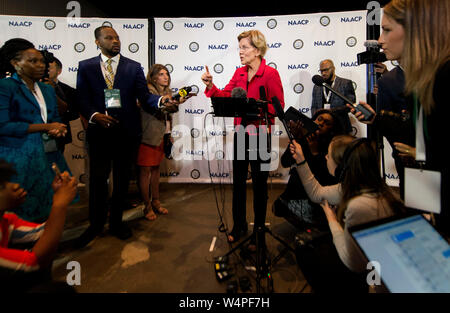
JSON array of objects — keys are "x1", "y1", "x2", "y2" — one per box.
[{"x1": 105, "y1": 58, "x2": 114, "y2": 89}]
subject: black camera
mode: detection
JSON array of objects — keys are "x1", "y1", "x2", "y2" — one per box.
[
  {"x1": 357, "y1": 50, "x2": 387, "y2": 65},
  {"x1": 39, "y1": 49, "x2": 55, "y2": 80},
  {"x1": 357, "y1": 41, "x2": 387, "y2": 65}
]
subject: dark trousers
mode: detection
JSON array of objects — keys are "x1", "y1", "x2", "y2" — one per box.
[
  {"x1": 232, "y1": 131, "x2": 270, "y2": 231},
  {"x1": 86, "y1": 125, "x2": 139, "y2": 231}
]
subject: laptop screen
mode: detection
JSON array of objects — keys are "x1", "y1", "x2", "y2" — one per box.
[{"x1": 351, "y1": 215, "x2": 450, "y2": 293}]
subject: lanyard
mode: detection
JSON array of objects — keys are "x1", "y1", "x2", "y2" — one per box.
[
  {"x1": 322, "y1": 79, "x2": 336, "y2": 103},
  {"x1": 413, "y1": 94, "x2": 428, "y2": 162}
]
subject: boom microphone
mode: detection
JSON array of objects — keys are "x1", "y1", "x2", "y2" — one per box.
[
  {"x1": 272, "y1": 96, "x2": 294, "y2": 142},
  {"x1": 312, "y1": 75, "x2": 374, "y2": 121},
  {"x1": 364, "y1": 40, "x2": 381, "y2": 49}
]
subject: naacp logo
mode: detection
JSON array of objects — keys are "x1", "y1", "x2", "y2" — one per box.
[
  {"x1": 77, "y1": 130, "x2": 86, "y2": 142},
  {"x1": 267, "y1": 19, "x2": 277, "y2": 29},
  {"x1": 214, "y1": 64, "x2": 224, "y2": 74},
  {"x1": 346, "y1": 36, "x2": 357, "y2": 47},
  {"x1": 102, "y1": 21, "x2": 113, "y2": 27},
  {"x1": 189, "y1": 42, "x2": 200, "y2": 52},
  {"x1": 320, "y1": 16, "x2": 331, "y2": 27},
  {"x1": 271, "y1": 151, "x2": 279, "y2": 161},
  {"x1": 190, "y1": 85, "x2": 200, "y2": 94},
  {"x1": 44, "y1": 19, "x2": 56, "y2": 30},
  {"x1": 293, "y1": 39, "x2": 304, "y2": 50},
  {"x1": 293, "y1": 83, "x2": 304, "y2": 94},
  {"x1": 163, "y1": 21, "x2": 174, "y2": 31},
  {"x1": 165, "y1": 64, "x2": 174, "y2": 73},
  {"x1": 267, "y1": 62, "x2": 277, "y2": 70},
  {"x1": 79, "y1": 173, "x2": 88, "y2": 185},
  {"x1": 74, "y1": 42, "x2": 85, "y2": 53},
  {"x1": 215, "y1": 150, "x2": 225, "y2": 160},
  {"x1": 214, "y1": 20, "x2": 224, "y2": 31},
  {"x1": 191, "y1": 128, "x2": 200, "y2": 138},
  {"x1": 191, "y1": 169, "x2": 201, "y2": 179},
  {"x1": 128, "y1": 43, "x2": 139, "y2": 53}
]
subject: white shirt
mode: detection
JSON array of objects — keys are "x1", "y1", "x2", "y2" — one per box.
[
  {"x1": 23, "y1": 79, "x2": 47, "y2": 123},
  {"x1": 100, "y1": 53, "x2": 120, "y2": 80}
]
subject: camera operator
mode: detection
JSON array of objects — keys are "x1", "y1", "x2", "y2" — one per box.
[{"x1": 349, "y1": 0, "x2": 450, "y2": 237}]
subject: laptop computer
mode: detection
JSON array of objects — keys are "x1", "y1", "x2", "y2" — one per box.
[{"x1": 349, "y1": 214, "x2": 450, "y2": 293}]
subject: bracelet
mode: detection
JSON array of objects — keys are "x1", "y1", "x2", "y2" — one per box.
[{"x1": 296, "y1": 159, "x2": 307, "y2": 166}]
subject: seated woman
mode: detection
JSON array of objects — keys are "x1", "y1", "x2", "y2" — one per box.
[
  {"x1": 273, "y1": 107, "x2": 351, "y2": 230},
  {"x1": 290, "y1": 135, "x2": 405, "y2": 273}
]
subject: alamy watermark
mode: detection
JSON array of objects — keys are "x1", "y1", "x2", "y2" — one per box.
[
  {"x1": 367, "y1": 1, "x2": 381, "y2": 26},
  {"x1": 66, "y1": 261, "x2": 81, "y2": 286},
  {"x1": 66, "y1": 1, "x2": 81, "y2": 25},
  {"x1": 366, "y1": 261, "x2": 381, "y2": 286}
]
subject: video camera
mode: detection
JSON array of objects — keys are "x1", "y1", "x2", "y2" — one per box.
[
  {"x1": 357, "y1": 40, "x2": 387, "y2": 65},
  {"x1": 39, "y1": 49, "x2": 56, "y2": 80}
]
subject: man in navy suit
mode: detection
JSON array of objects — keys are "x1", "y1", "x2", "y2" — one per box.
[
  {"x1": 76, "y1": 26, "x2": 178, "y2": 246},
  {"x1": 311, "y1": 59, "x2": 356, "y2": 116}
]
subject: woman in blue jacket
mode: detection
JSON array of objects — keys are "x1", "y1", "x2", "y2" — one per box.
[{"x1": 0, "y1": 38, "x2": 70, "y2": 222}]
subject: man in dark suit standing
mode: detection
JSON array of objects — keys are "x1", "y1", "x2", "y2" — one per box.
[
  {"x1": 76, "y1": 26, "x2": 177, "y2": 247},
  {"x1": 311, "y1": 59, "x2": 356, "y2": 116}
]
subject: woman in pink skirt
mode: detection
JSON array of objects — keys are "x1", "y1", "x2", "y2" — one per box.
[{"x1": 137, "y1": 64, "x2": 174, "y2": 221}]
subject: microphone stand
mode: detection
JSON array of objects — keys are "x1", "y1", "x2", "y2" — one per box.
[
  {"x1": 211, "y1": 97, "x2": 295, "y2": 293},
  {"x1": 367, "y1": 63, "x2": 386, "y2": 182}
]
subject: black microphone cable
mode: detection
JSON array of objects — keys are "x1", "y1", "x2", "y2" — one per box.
[{"x1": 203, "y1": 112, "x2": 231, "y2": 237}]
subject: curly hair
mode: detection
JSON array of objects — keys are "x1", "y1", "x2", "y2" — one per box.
[{"x1": 0, "y1": 38, "x2": 35, "y2": 78}]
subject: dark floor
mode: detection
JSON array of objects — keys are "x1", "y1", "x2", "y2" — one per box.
[{"x1": 51, "y1": 182, "x2": 311, "y2": 293}]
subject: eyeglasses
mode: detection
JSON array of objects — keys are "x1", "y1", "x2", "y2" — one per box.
[
  {"x1": 319, "y1": 67, "x2": 332, "y2": 73},
  {"x1": 239, "y1": 45, "x2": 255, "y2": 51}
]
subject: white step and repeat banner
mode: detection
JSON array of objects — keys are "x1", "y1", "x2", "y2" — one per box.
[
  {"x1": 0, "y1": 15, "x2": 149, "y2": 185},
  {"x1": 0, "y1": 12, "x2": 399, "y2": 186},
  {"x1": 154, "y1": 11, "x2": 403, "y2": 185}
]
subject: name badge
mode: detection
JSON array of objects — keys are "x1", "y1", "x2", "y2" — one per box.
[
  {"x1": 324, "y1": 103, "x2": 331, "y2": 110},
  {"x1": 405, "y1": 167, "x2": 441, "y2": 214},
  {"x1": 104, "y1": 89, "x2": 122, "y2": 109},
  {"x1": 42, "y1": 133, "x2": 58, "y2": 153}
]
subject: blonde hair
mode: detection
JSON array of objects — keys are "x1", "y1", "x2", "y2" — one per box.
[
  {"x1": 384, "y1": 0, "x2": 450, "y2": 115},
  {"x1": 237, "y1": 30, "x2": 267, "y2": 58}
]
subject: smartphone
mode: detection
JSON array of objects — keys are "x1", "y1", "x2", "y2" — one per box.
[{"x1": 51, "y1": 162, "x2": 62, "y2": 179}]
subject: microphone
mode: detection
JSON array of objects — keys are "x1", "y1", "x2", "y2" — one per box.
[
  {"x1": 272, "y1": 96, "x2": 294, "y2": 142},
  {"x1": 231, "y1": 87, "x2": 247, "y2": 98},
  {"x1": 312, "y1": 75, "x2": 374, "y2": 121},
  {"x1": 259, "y1": 86, "x2": 267, "y2": 101},
  {"x1": 364, "y1": 40, "x2": 381, "y2": 49},
  {"x1": 173, "y1": 86, "x2": 192, "y2": 101}
]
